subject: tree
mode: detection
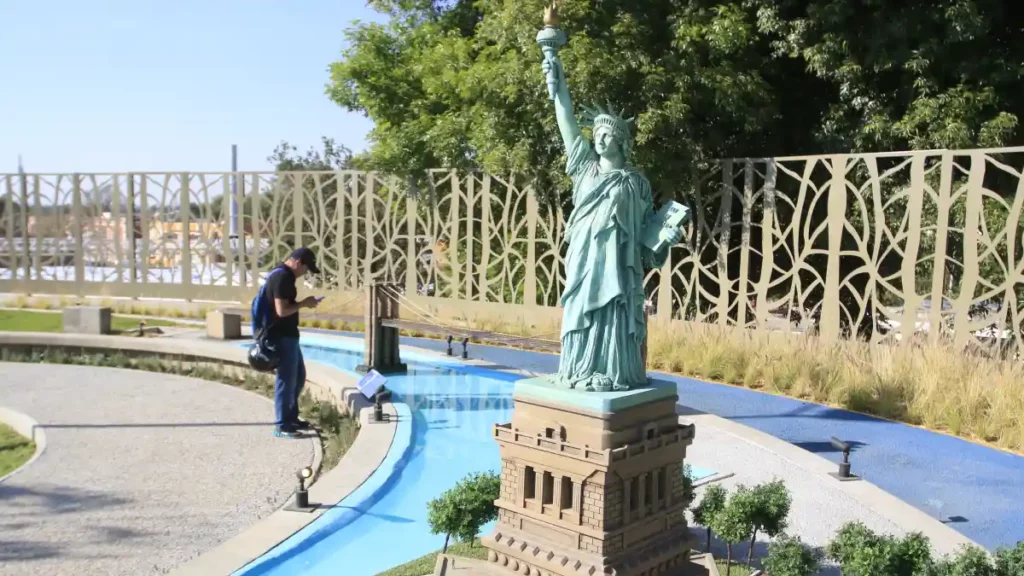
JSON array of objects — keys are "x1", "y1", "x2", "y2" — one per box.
[
  {"x1": 994, "y1": 541, "x2": 1024, "y2": 576},
  {"x1": 827, "y1": 521, "x2": 934, "y2": 576},
  {"x1": 709, "y1": 492, "x2": 754, "y2": 576},
  {"x1": 267, "y1": 137, "x2": 353, "y2": 172},
  {"x1": 329, "y1": 0, "x2": 822, "y2": 208},
  {"x1": 426, "y1": 471, "x2": 501, "y2": 553},
  {"x1": 691, "y1": 483, "x2": 727, "y2": 553},
  {"x1": 930, "y1": 545, "x2": 995, "y2": 576},
  {"x1": 762, "y1": 534, "x2": 820, "y2": 576},
  {"x1": 741, "y1": 480, "x2": 791, "y2": 566}
]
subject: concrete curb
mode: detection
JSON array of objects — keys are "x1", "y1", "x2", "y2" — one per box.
[
  {"x1": 0, "y1": 331, "x2": 398, "y2": 576},
  {"x1": 0, "y1": 405, "x2": 47, "y2": 484}
]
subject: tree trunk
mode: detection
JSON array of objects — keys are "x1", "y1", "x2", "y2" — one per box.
[
  {"x1": 443, "y1": 533, "x2": 450, "y2": 553},
  {"x1": 747, "y1": 528, "x2": 758, "y2": 566},
  {"x1": 705, "y1": 527, "x2": 712, "y2": 552},
  {"x1": 726, "y1": 543, "x2": 732, "y2": 576}
]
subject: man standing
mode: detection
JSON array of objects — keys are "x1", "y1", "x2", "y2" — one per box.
[{"x1": 264, "y1": 247, "x2": 321, "y2": 438}]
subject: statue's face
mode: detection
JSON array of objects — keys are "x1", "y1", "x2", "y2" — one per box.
[{"x1": 594, "y1": 126, "x2": 624, "y2": 161}]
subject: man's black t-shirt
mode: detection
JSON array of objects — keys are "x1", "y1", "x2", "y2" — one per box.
[{"x1": 264, "y1": 265, "x2": 300, "y2": 339}]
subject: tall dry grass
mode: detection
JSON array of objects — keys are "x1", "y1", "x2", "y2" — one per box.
[
  {"x1": 3, "y1": 294, "x2": 1021, "y2": 451},
  {"x1": 646, "y1": 320, "x2": 1024, "y2": 453}
]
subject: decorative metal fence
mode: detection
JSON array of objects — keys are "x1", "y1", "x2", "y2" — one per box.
[{"x1": 3, "y1": 146, "x2": 1024, "y2": 349}]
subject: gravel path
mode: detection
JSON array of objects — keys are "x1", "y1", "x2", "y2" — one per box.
[{"x1": 0, "y1": 362, "x2": 314, "y2": 576}]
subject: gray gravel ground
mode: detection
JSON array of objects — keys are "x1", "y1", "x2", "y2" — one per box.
[
  {"x1": 0, "y1": 362, "x2": 314, "y2": 576},
  {"x1": 686, "y1": 420, "x2": 909, "y2": 575}
]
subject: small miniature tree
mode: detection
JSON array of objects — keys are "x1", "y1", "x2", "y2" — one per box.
[
  {"x1": 710, "y1": 493, "x2": 754, "y2": 576},
  {"x1": 743, "y1": 480, "x2": 792, "y2": 566},
  {"x1": 827, "y1": 521, "x2": 934, "y2": 576},
  {"x1": 930, "y1": 544, "x2": 994, "y2": 576},
  {"x1": 994, "y1": 541, "x2": 1024, "y2": 576},
  {"x1": 426, "y1": 471, "x2": 501, "y2": 553},
  {"x1": 691, "y1": 484, "x2": 727, "y2": 552},
  {"x1": 762, "y1": 534, "x2": 820, "y2": 576}
]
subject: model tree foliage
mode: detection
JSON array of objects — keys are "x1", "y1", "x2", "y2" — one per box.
[
  {"x1": 426, "y1": 470, "x2": 501, "y2": 553},
  {"x1": 691, "y1": 483, "x2": 727, "y2": 553},
  {"x1": 762, "y1": 534, "x2": 820, "y2": 576},
  {"x1": 739, "y1": 479, "x2": 791, "y2": 566}
]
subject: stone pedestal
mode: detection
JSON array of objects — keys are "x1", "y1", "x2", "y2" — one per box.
[
  {"x1": 481, "y1": 376, "x2": 697, "y2": 576},
  {"x1": 206, "y1": 310, "x2": 242, "y2": 340},
  {"x1": 62, "y1": 306, "x2": 112, "y2": 335}
]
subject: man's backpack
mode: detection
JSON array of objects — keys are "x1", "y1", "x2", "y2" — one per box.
[{"x1": 247, "y1": 266, "x2": 287, "y2": 373}]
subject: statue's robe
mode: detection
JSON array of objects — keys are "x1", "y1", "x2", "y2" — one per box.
[{"x1": 557, "y1": 135, "x2": 668, "y2": 391}]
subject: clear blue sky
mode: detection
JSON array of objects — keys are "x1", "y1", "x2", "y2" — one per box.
[{"x1": 0, "y1": 0, "x2": 387, "y2": 174}]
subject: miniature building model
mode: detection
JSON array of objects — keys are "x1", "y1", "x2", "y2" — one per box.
[
  {"x1": 356, "y1": 283, "x2": 407, "y2": 375},
  {"x1": 481, "y1": 379, "x2": 697, "y2": 576}
]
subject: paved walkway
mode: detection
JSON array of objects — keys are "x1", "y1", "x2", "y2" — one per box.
[
  {"x1": 396, "y1": 335, "x2": 1024, "y2": 551},
  {"x1": 0, "y1": 362, "x2": 314, "y2": 576}
]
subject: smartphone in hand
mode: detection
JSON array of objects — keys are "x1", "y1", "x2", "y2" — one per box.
[{"x1": 315, "y1": 296, "x2": 326, "y2": 303}]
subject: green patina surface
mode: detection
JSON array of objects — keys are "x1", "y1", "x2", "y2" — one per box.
[
  {"x1": 537, "y1": 10, "x2": 687, "y2": 393},
  {"x1": 515, "y1": 375, "x2": 677, "y2": 413}
]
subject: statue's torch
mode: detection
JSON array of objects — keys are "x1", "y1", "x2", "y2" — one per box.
[{"x1": 536, "y1": 3, "x2": 567, "y2": 101}]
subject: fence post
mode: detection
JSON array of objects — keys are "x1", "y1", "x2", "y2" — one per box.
[
  {"x1": 180, "y1": 172, "x2": 192, "y2": 296},
  {"x1": 127, "y1": 174, "x2": 138, "y2": 286},
  {"x1": 524, "y1": 186, "x2": 539, "y2": 307},
  {"x1": 716, "y1": 160, "x2": 734, "y2": 326},
  {"x1": 820, "y1": 156, "x2": 847, "y2": 341},
  {"x1": 18, "y1": 172, "x2": 30, "y2": 282},
  {"x1": 72, "y1": 173, "x2": 84, "y2": 292},
  {"x1": 405, "y1": 191, "x2": 419, "y2": 297}
]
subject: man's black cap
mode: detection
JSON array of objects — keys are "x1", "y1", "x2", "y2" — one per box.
[{"x1": 289, "y1": 247, "x2": 320, "y2": 274}]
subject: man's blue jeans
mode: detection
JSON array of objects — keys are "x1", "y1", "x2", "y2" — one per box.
[{"x1": 274, "y1": 338, "x2": 306, "y2": 430}]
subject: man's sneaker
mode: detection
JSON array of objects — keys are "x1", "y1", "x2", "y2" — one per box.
[
  {"x1": 292, "y1": 419, "x2": 313, "y2": 430},
  {"x1": 274, "y1": 428, "x2": 301, "y2": 439}
]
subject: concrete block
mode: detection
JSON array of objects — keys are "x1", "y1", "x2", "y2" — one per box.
[
  {"x1": 62, "y1": 307, "x2": 112, "y2": 335},
  {"x1": 206, "y1": 310, "x2": 242, "y2": 340}
]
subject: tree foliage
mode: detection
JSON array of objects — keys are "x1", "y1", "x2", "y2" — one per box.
[
  {"x1": 691, "y1": 483, "x2": 727, "y2": 552},
  {"x1": 762, "y1": 534, "x2": 820, "y2": 576},
  {"x1": 329, "y1": 0, "x2": 1024, "y2": 208},
  {"x1": 426, "y1": 470, "x2": 501, "y2": 552},
  {"x1": 709, "y1": 492, "x2": 754, "y2": 576},
  {"x1": 737, "y1": 479, "x2": 791, "y2": 566},
  {"x1": 827, "y1": 522, "x2": 934, "y2": 576}
]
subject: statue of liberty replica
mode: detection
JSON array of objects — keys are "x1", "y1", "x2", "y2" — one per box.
[
  {"x1": 476, "y1": 9, "x2": 700, "y2": 572},
  {"x1": 539, "y1": 5, "x2": 687, "y2": 393}
]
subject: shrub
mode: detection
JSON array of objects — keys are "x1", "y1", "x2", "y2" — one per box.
[
  {"x1": 827, "y1": 522, "x2": 933, "y2": 576},
  {"x1": 691, "y1": 484, "x2": 727, "y2": 552},
  {"x1": 994, "y1": 541, "x2": 1024, "y2": 576},
  {"x1": 426, "y1": 471, "x2": 501, "y2": 553},
  {"x1": 762, "y1": 534, "x2": 820, "y2": 576},
  {"x1": 930, "y1": 544, "x2": 995, "y2": 576}
]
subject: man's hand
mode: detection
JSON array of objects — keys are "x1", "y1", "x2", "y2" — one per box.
[{"x1": 300, "y1": 296, "x2": 320, "y2": 309}]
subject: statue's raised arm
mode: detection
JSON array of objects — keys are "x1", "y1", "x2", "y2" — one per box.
[{"x1": 537, "y1": 4, "x2": 580, "y2": 153}]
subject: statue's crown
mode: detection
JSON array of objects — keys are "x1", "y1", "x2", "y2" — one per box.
[{"x1": 581, "y1": 103, "x2": 635, "y2": 144}]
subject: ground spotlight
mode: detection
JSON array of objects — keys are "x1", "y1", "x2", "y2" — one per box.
[
  {"x1": 828, "y1": 436, "x2": 859, "y2": 481},
  {"x1": 287, "y1": 466, "x2": 316, "y2": 512}
]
